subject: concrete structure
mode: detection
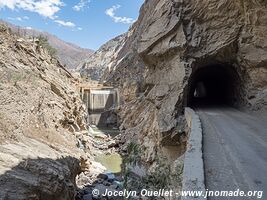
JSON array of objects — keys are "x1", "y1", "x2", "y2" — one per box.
[
  {"x1": 80, "y1": 83, "x2": 119, "y2": 127},
  {"x1": 182, "y1": 107, "x2": 205, "y2": 200}
]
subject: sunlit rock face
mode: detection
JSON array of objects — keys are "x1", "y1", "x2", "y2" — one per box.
[
  {"x1": 102, "y1": 0, "x2": 267, "y2": 163},
  {"x1": 80, "y1": 33, "x2": 128, "y2": 81},
  {"x1": 0, "y1": 24, "x2": 87, "y2": 199}
]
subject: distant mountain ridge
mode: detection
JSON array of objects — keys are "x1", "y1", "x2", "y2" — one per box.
[
  {"x1": 0, "y1": 19, "x2": 94, "y2": 69},
  {"x1": 80, "y1": 33, "x2": 128, "y2": 81}
]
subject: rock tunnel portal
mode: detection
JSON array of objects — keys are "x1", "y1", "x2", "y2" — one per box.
[{"x1": 187, "y1": 63, "x2": 244, "y2": 108}]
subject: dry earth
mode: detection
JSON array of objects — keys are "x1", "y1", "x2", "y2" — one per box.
[{"x1": 0, "y1": 24, "x2": 89, "y2": 199}]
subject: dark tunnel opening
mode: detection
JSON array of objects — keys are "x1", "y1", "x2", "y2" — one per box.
[{"x1": 187, "y1": 64, "x2": 243, "y2": 108}]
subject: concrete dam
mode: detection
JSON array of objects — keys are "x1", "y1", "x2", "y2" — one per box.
[{"x1": 80, "y1": 84, "x2": 119, "y2": 127}]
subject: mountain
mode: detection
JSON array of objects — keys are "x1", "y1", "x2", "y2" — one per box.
[
  {"x1": 79, "y1": 33, "x2": 128, "y2": 81},
  {"x1": 0, "y1": 19, "x2": 94, "y2": 69}
]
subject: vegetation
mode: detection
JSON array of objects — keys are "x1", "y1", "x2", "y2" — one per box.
[
  {"x1": 0, "y1": 70, "x2": 24, "y2": 86},
  {"x1": 123, "y1": 142, "x2": 171, "y2": 190},
  {"x1": 122, "y1": 142, "x2": 143, "y2": 191},
  {"x1": 37, "y1": 35, "x2": 57, "y2": 57},
  {"x1": 122, "y1": 142, "x2": 184, "y2": 197},
  {"x1": 123, "y1": 142, "x2": 143, "y2": 166},
  {"x1": 143, "y1": 157, "x2": 183, "y2": 190},
  {"x1": 12, "y1": 73, "x2": 25, "y2": 87},
  {"x1": 142, "y1": 157, "x2": 172, "y2": 189},
  {"x1": 0, "y1": 70, "x2": 36, "y2": 87}
]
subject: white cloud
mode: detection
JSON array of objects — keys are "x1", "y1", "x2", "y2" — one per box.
[
  {"x1": 105, "y1": 5, "x2": 135, "y2": 24},
  {"x1": 16, "y1": 17, "x2": 23, "y2": 21},
  {"x1": 54, "y1": 19, "x2": 76, "y2": 27},
  {"x1": 8, "y1": 16, "x2": 29, "y2": 21},
  {"x1": 0, "y1": 0, "x2": 64, "y2": 19},
  {"x1": 1, "y1": 1, "x2": 80, "y2": 30},
  {"x1": 73, "y1": 0, "x2": 90, "y2": 11},
  {"x1": 77, "y1": 27, "x2": 82, "y2": 30}
]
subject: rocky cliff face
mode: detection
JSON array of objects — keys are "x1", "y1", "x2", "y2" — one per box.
[
  {"x1": 102, "y1": 0, "x2": 267, "y2": 165},
  {"x1": 0, "y1": 24, "x2": 88, "y2": 199},
  {"x1": 80, "y1": 27, "x2": 147, "y2": 102},
  {"x1": 99, "y1": 30, "x2": 146, "y2": 102},
  {"x1": 80, "y1": 33, "x2": 127, "y2": 81}
]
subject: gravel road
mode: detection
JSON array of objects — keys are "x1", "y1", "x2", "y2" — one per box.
[{"x1": 197, "y1": 107, "x2": 267, "y2": 200}]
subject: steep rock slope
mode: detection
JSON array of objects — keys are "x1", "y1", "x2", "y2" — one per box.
[
  {"x1": 100, "y1": 24, "x2": 146, "y2": 102},
  {"x1": 80, "y1": 33, "x2": 127, "y2": 81},
  {"x1": 0, "y1": 24, "x2": 87, "y2": 199},
  {"x1": 0, "y1": 20, "x2": 94, "y2": 69},
  {"x1": 103, "y1": 0, "x2": 267, "y2": 164},
  {"x1": 80, "y1": 27, "x2": 146, "y2": 101}
]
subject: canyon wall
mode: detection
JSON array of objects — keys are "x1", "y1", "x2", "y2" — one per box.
[
  {"x1": 80, "y1": 33, "x2": 127, "y2": 81},
  {"x1": 0, "y1": 24, "x2": 88, "y2": 199},
  {"x1": 101, "y1": 0, "x2": 267, "y2": 163}
]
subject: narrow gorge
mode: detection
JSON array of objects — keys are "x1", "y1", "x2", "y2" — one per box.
[{"x1": 0, "y1": 0, "x2": 266, "y2": 199}]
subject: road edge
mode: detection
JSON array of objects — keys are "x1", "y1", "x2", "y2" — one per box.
[{"x1": 181, "y1": 107, "x2": 205, "y2": 200}]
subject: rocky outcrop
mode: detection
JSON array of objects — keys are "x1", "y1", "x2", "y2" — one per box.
[
  {"x1": 0, "y1": 24, "x2": 88, "y2": 199},
  {"x1": 0, "y1": 154, "x2": 81, "y2": 200},
  {"x1": 80, "y1": 28, "x2": 146, "y2": 102},
  {"x1": 0, "y1": 20, "x2": 94, "y2": 69},
  {"x1": 100, "y1": 25, "x2": 146, "y2": 103},
  {"x1": 102, "y1": 0, "x2": 267, "y2": 166},
  {"x1": 80, "y1": 33, "x2": 128, "y2": 81}
]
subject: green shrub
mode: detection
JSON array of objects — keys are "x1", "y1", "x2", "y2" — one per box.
[
  {"x1": 37, "y1": 35, "x2": 57, "y2": 57},
  {"x1": 123, "y1": 142, "x2": 143, "y2": 167},
  {"x1": 142, "y1": 157, "x2": 171, "y2": 189},
  {"x1": 12, "y1": 73, "x2": 24, "y2": 86},
  {"x1": 0, "y1": 70, "x2": 37, "y2": 86},
  {"x1": 122, "y1": 142, "x2": 144, "y2": 190}
]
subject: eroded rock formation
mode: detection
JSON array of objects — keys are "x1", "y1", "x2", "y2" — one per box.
[
  {"x1": 0, "y1": 24, "x2": 88, "y2": 199},
  {"x1": 80, "y1": 33, "x2": 128, "y2": 81},
  {"x1": 98, "y1": 0, "x2": 267, "y2": 165}
]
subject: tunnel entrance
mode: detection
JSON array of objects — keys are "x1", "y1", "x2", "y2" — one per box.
[{"x1": 187, "y1": 63, "x2": 243, "y2": 108}]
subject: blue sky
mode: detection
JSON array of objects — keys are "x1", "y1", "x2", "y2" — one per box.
[{"x1": 0, "y1": 0, "x2": 144, "y2": 50}]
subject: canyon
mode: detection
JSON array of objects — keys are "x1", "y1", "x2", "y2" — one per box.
[{"x1": 0, "y1": 0, "x2": 266, "y2": 199}]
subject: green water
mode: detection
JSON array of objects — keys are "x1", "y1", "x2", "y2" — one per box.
[
  {"x1": 91, "y1": 126, "x2": 120, "y2": 137},
  {"x1": 95, "y1": 153, "x2": 122, "y2": 174}
]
